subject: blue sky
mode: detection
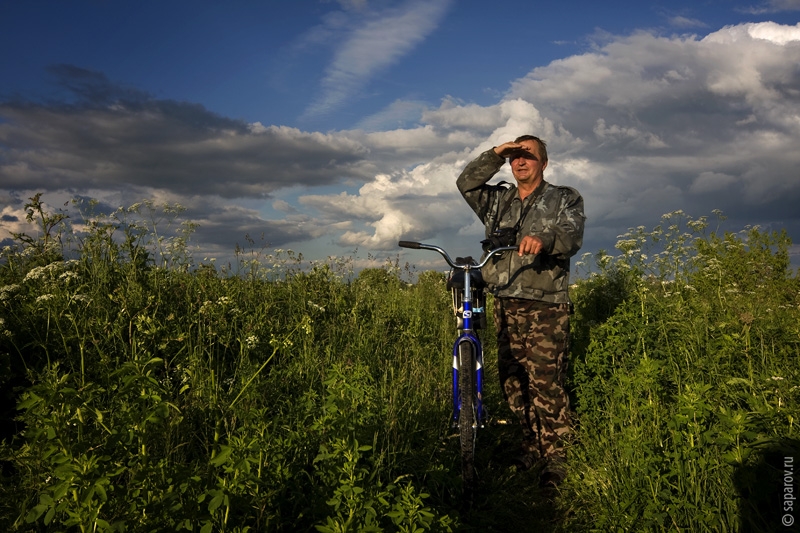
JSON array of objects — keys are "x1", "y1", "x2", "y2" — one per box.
[{"x1": 2, "y1": 0, "x2": 800, "y2": 272}]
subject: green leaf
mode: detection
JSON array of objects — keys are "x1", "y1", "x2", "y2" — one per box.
[
  {"x1": 208, "y1": 492, "x2": 225, "y2": 512},
  {"x1": 25, "y1": 504, "x2": 47, "y2": 523},
  {"x1": 17, "y1": 393, "x2": 43, "y2": 410},
  {"x1": 44, "y1": 507, "x2": 55, "y2": 525},
  {"x1": 95, "y1": 482, "x2": 108, "y2": 502},
  {"x1": 209, "y1": 445, "x2": 233, "y2": 467}
]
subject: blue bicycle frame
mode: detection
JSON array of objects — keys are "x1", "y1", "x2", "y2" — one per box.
[
  {"x1": 452, "y1": 268, "x2": 485, "y2": 430},
  {"x1": 398, "y1": 241, "x2": 517, "y2": 429}
]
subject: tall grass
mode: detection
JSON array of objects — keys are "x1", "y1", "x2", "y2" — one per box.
[
  {"x1": 568, "y1": 211, "x2": 799, "y2": 531},
  {"x1": 0, "y1": 198, "x2": 797, "y2": 531}
]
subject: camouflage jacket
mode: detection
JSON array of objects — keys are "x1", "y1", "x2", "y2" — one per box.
[{"x1": 457, "y1": 149, "x2": 585, "y2": 303}]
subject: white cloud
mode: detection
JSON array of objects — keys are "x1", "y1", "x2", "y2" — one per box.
[
  {"x1": 669, "y1": 16, "x2": 707, "y2": 29},
  {"x1": 704, "y1": 21, "x2": 800, "y2": 45},
  {"x1": 303, "y1": 0, "x2": 454, "y2": 118},
  {"x1": 593, "y1": 118, "x2": 668, "y2": 149}
]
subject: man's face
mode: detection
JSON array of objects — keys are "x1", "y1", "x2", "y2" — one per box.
[{"x1": 509, "y1": 139, "x2": 547, "y2": 186}]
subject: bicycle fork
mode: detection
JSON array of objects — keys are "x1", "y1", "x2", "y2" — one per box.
[{"x1": 452, "y1": 335, "x2": 484, "y2": 430}]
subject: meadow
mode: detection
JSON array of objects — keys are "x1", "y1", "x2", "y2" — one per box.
[{"x1": 0, "y1": 195, "x2": 798, "y2": 532}]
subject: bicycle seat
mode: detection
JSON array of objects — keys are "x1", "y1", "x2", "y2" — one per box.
[{"x1": 447, "y1": 270, "x2": 487, "y2": 290}]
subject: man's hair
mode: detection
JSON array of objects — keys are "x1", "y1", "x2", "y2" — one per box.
[{"x1": 514, "y1": 135, "x2": 548, "y2": 163}]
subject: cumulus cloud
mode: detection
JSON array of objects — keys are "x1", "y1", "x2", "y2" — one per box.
[{"x1": 303, "y1": 21, "x2": 800, "y2": 256}]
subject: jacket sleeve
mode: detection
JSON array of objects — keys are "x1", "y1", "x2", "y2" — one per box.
[
  {"x1": 537, "y1": 186, "x2": 585, "y2": 260},
  {"x1": 456, "y1": 149, "x2": 506, "y2": 225}
]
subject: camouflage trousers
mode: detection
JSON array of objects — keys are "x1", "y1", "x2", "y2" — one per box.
[{"x1": 493, "y1": 297, "x2": 571, "y2": 460}]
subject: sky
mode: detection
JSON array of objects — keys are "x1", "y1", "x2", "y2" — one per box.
[{"x1": 1, "y1": 0, "x2": 800, "y2": 275}]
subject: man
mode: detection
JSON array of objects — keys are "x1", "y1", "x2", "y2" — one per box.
[{"x1": 456, "y1": 135, "x2": 585, "y2": 487}]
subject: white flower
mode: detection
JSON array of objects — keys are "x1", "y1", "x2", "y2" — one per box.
[
  {"x1": 0, "y1": 284, "x2": 20, "y2": 300},
  {"x1": 245, "y1": 335, "x2": 259, "y2": 349},
  {"x1": 307, "y1": 300, "x2": 326, "y2": 312},
  {"x1": 23, "y1": 266, "x2": 48, "y2": 283},
  {"x1": 59, "y1": 271, "x2": 79, "y2": 282}
]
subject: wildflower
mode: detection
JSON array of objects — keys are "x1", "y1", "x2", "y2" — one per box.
[
  {"x1": 301, "y1": 315, "x2": 313, "y2": 335},
  {"x1": 23, "y1": 266, "x2": 48, "y2": 283},
  {"x1": 0, "y1": 284, "x2": 20, "y2": 301},
  {"x1": 59, "y1": 271, "x2": 79, "y2": 283},
  {"x1": 216, "y1": 296, "x2": 232, "y2": 305},
  {"x1": 36, "y1": 294, "x2": 55, "y2": 303},
  {"x1": 269, "y1": 335, "x2": 293, "y2": 349},
  {"x1": 307, "y1": 300, "x2": 326, "y2": 312},
  {"x1": 245, "y1": 335, "x2": 259, "y2": 349}
]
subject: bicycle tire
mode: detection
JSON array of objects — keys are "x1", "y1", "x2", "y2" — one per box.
[{"x1": 458, "y1": 340, "x2": 477, "y2": 499}]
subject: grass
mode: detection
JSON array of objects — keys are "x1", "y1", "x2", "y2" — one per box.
[{"x1": 0, "y1": 196, "x2": 798, "y2": 531}]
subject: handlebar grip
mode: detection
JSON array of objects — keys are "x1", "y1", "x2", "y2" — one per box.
[{"x1": 398, "y1": 240, "x2": 421, "y2": 249}]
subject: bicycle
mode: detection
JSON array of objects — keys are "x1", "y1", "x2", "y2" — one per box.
[{"x1": 398, "y1": 240, "x2": 517, "y2": 500}]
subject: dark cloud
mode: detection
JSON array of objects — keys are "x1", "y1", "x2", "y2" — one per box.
[
  {"x1": 0, "y1": 66, "x2": 370, "y2": 199},
  {"x1": 187, "y1": 203, "x2": 322, "y2": 249}
]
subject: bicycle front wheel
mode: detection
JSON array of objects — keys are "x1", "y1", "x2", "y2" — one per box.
[{"x1": 457, "y1": 340, "x2": 477, "y2": 499}]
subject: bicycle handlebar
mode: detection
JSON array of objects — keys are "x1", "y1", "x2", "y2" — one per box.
[{"x1": 398, "y1": 241, "x2": 518, "y2": 270}]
